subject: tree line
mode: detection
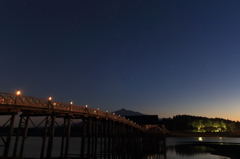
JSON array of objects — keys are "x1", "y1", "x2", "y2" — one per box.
[{"x1": 161, "y1": 115, "x2": 240, "y2": 132}]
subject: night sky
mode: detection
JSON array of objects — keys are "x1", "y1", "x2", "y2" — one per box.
[{"x1": 1, "y1": 0, "x2": 240, "y2": 121}]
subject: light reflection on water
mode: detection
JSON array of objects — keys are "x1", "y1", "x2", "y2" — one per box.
[
  {"x1": 167, "y1": 137, "x2": 240, "y2": 146},
  {"x1": 1, "y1": 137, "x2": 239, "y2": 158},
  {"x1": 166, "y1": 137, "x2": 240, "y2": 159}
]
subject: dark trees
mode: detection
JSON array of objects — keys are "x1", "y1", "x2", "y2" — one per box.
[{"x1": 161, "y1": 115, "x2": 240, "y2": 132}]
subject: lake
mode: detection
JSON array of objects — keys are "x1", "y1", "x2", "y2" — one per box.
[
  {"x1": 1, "y1": 137, "x2": 240, "y2": 158},
  {"x1": 166, "y1": 137, "x2": 240, "y2": 159}
]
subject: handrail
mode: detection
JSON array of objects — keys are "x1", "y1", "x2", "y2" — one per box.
[{"x1": 0, "y1": 92, "x2": 143, "y2": 130}]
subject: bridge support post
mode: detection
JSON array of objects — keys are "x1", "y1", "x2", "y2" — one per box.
[
  {"x1": 60, "y1": 116, "x2": 71, "y2": 158},
  {"x1": 125, "y1": 125, "x2": 128, "y2": 153},
  {"x1": 134, "y1": 128, "x2": 138, "y2": 156},
  {"x1": 19, "y1": 115, "x2": 30, "y2": 158},
  {"x1": 99, "y1": 120, "x2": 103, "y2": 159},
  {"x1": 94, "y1": 119, "x2": 98, "y2": 159},
  {"x1": 119, "y1": 123, "x2": 124, "y2": 154},
  {"x1": 103, "y1": 120, "x2": 108, "y2": 159},
  {"x1": 40, "y1": 116, "x2": 49, "y2": 159},
  {"x1": 46, "y1": 114, "x2": 56, "y2": 158},
  {"x1": 3, "y1": 113, "x2": 16, "y2": 157},
  {"x1": 91, "y1": 119, "x2": 95, "y2": 155},
  {"x1": 13, "y1": 114, "x2": 25, "y2": 157},
  {"x1": 80, "y1": 118, "x2": 86, "y2": 158},
  {"x1": 60, "y1": 117, "x2": 72, "y2": 158},
  {"x1": 111, "y1": 121, "x2": 115, "y2": 159},
  {"x1": 107, "y1": 120, "x2": 111, "y2": 159},
  {"x1": 115, "y1": 122, "x2": 120, "y2": 157},
  {"x1": 122, "y1": 124, "x2": 127, "y2": 157},
  {"x1": 60, "y1": 117, "x2": 67, "y2": 158},
  {"x1": 129, "y1": 126, "x2": 133, "y2": 152},
  {"x1": 87, "y1": 117, "x2": 92, "y2": 158},
  {"x1": 103, "y1": 120, "x2": 107, "y2": 159},
  {"x1": 64, "y1": 116, "x2": 71, "y2": 159},
  {"x1": 137, "y1": 129, "x2": 141, "y2": 152}
]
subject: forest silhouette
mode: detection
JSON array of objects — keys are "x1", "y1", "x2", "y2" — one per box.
[{"x1": 162, "y1": 115, "x2": 240, "y2": 132}]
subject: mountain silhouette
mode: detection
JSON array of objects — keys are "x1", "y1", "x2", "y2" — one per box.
[{"x1": 112, "y1": 108, "x2": 145, "y2": 117}]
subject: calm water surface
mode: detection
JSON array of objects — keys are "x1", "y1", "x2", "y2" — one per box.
[
  {"x1": 1, "y1": 137, "x2": 240, "y2": 158},
  {"x1": 166, "y1": 137, "x2": 239, "y2": 159}
]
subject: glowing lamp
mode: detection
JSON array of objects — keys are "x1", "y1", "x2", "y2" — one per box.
[
  {"x1": 16, "y1": 90, "x2": 21, "y2": 95},
  {"x1": 48, "y1": 97, "x2": 52, "y2": 101},
  {"x1": 85, "y1": 105, "x2": 88, "y2": 107},
  {"x1": 70, "y1": 101, "x2": 73, "y2": 105}
]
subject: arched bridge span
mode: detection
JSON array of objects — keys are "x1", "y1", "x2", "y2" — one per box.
[
  {"x1": 0, "y1": 92, "x2": 142, "y2": 129},
  {"x1": 0, "y1": 92, "x2": 165, "y2": 159}
]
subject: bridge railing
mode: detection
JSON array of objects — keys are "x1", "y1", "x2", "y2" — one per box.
[
  {"x1": 0, "y1": 93, "x2": 49, "y2": 108},
  {"x1": 18, "y1": 96, "x2": 49, "y2": 108},
  {"x1": 50, "y1": 100, "x2": 73, "y2": 111},
  {"x1": 0, "y1": 92, "x2": 143, "y2": 130},
  {"x1": 71, "y1": 104, "x2": 85, "y2": 113},
  {"x1": 0, "y1": 93, "x2": 17, "y2": 105}
]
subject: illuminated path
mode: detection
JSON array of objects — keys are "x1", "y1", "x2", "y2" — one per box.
[{"x1": 0, "y1": 91, "x2": 165, "y2": 159}]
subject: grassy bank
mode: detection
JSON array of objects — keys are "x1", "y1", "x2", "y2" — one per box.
[{"x1": 167, "y1": 131, "x2": 240, "y2": 137}]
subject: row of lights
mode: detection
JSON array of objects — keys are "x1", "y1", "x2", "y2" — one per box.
[
  {"x1": 16, "y1": 91, "x2": 121, "y2": 115},
  {"x1": 16, "y1": 90, "x2": 75, "y2": 105},
  {"x1": 16, "y1": 90, "x2": 92, "y2": 109},
  {"x1": 15, "y1": 90, "x2": 138, "y2": 126}
]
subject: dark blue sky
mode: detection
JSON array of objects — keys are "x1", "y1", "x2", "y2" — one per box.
[{"x1": 1, "y1": 0, "x2": 240, "y2": 120}]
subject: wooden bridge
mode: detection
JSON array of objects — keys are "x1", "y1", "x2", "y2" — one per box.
[{"x1": 0, "y1": 91, "x2": 165, "y2": 159}]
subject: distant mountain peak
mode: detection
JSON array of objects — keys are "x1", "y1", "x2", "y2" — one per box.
[{"x1": 112, "y1": 108, "x2": 145, "y2": 117}]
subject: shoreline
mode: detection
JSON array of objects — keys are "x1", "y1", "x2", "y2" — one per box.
[
  {"x1": 167, "y1": 131, "x2": 240, "y2": 137},
  {"x1": 166, "y1": 133, "x2": 240, "y2": 159}
]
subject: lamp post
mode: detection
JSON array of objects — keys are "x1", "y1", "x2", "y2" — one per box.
[
  {"x1": 70, "y1": 101, "x2": 73, "y2": 111},
  {"x1": 15, "y1": 90, "x2": 21, "y2": 105},
  {"x1": 16, "y1": 91, "x2": 21, "y2": 95},
  {"x1": 48, "y1": 96, "x2": 53, "y2": 109}
]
